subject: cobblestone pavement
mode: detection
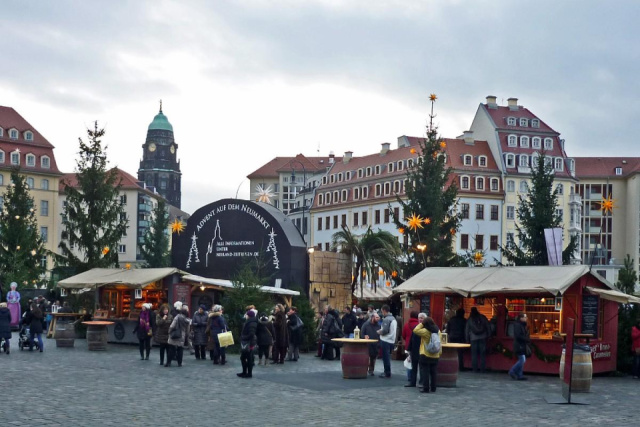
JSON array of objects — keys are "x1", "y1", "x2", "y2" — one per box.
[{"x1": 1, "y1": 333, "x2": 638, "y2": 426}]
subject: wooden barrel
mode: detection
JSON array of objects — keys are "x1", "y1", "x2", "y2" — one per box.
[
  {"x1": 86, "y1": 326, "x2": 108, "y2": 351},
  {"x1": 559, "y1": 348, "x2": 592, "y2": 393},
  {"x1": 437, "y1": 347, "x2": 459, "y2": 387},
  {"x1": 340, "y1": 343, "x2": 370, "y2": 379},
  {"x1": 55, "y1": 322, "x2": 75, "y2": 348}
]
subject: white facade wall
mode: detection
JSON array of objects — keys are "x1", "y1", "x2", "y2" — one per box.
[{"x1": 457, "y1": 196, "x2": 503, "y2": 265}]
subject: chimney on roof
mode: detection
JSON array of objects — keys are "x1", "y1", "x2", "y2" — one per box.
[
  {"x1": 329, "y1": 151, "x2": 335, "y2": 164},
  {"x1": 486, "y1": 95, "x2": 498, "y2": 109},
  {"x1": 507, "y1": 97, "x2": 518, "y2": 111},
  {"x1": 380, "y1": 142, "x2": 390, "y2": 155},
  {"x1": 397, "y1": 135, "x2": 410, "y2": 148},
  {"x1": 343, "y1": 151, "x2": 353, "y2": 164},
  {"x1": 463, "y1": 130, "x2": 475, "y2": 145}
]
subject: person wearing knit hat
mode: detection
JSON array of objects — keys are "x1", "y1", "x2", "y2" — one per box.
[
  {"x1": 192, "y1": 304, "x2": 209, "y2": 360},
  {"x1": 207, "y1": 304, "x2": 228, "y2": 364},
  {"x1": 166, "y1": 303, "x2": 190, "y2": 367},
  {"x1": 238, "y1": 308, "x2": 259, "y2": 378},
  {"x1": 134, "y1": 303, "x2": 155, "y2": 360}
]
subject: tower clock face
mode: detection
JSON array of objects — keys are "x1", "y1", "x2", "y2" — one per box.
[
  {"x1": 148, "y1": 142, "x2": 156, "y2": 152},
  {"x1": 170, "y1": 144, "x2": 175, "y2": 154}
]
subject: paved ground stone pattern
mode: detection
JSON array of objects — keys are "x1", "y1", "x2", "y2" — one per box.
[{"x1": 0, "y1": 333, "x2": 638, "y2": 426}]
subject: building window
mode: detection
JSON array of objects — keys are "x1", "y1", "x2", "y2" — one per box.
[
  {"x1": 323, "y1": 242, "x2": 329, "y2": 251},
  {"x1": 508, "y1": 135, "x2": 517, "y2": 147},
  {"x1": 119, "y1": 245, "x2": 126, "y2": 254},
  {"x1": 346, "y1": 171, "x2": 351, "y2": 180},
  {"x1": 333, "y1": 191, "x2": 339, "y2": 203},
  {"x1": 479, "y1": 156, "x2": 487, "y2": 167},
  {"x1": 322, "y1": 176, "x2": 327, "y2": 185},
  {"x1": 375, "y1": 184, "x2": 382, "y2": 197},
  {"x1": 362, "y1": 211, "x2": 368, "y2": 226},
  {"x1": 519, "y1": 181, "x2": 529, "y2": 193},
  {"x1": 506, "y1": 180, "x2": 515, "y2": 192},
  {"x1": 358, "y1": 168, "x2": 363, "y2": 178},
  {"x1": 9, "y1": 129, "x2": 18, "y2": 139},
  {"x1": 0, "y1": 151, "x2": 4, "y2": 163},
  {"x1": 490, "y1": 178, "x2": 499, "y2": 191},
  {"x1": 366, "y1": 167, "x2": 372, "y2": 177},
  {"x1": 460, "y1": 234, "x2": 469, "y2": 250},
  {"x1": 519, "y1": 155, "x2": 529, "y2": 168},
  {"x1": 0, "y1": 175, "x2": 3, "y2": 186},
  {"x1": 40, "y1": 226, "x2": 48, "y2": 243},
  {"x1": 338, "y1": 173, "x2": 343, "y2": 182},
  {"x1": 490, "y1": 235, "x2": 498, "y2": 251},
  {"x1": 532, "y1": 119, "x2": 540, "y2": 128},
  {"x1": 407, "y1": 159, "x2": 414, "y2": 168},
  {"x1": 341, "y1": 189, "x2": 348, "y2": 201},
  {"x1": 40, "y1": 200, "x2": 49, "y2": 216},
  {"x1": 353, "y1": 188, "x2": 359, "y2": 200},
  {"x1": 615, "y1": 167, "x2": 622, "y2": 175},
  {"x1": 325, "y1": 217, "x2": 330, "y2": 230},
  {"x1": 461, "y1": 176, "x2": 470, "y2": 190},
  {"x1": 374, "y1": 210, "x2": 381, "y2": 224},
  {"x1": 393, "y1": 181, "x2": 401, "y2": 194},
  {"x1": 318, "y1": 194, "x2": 324, "y2": 205},
  {"x1": 341, "y1": 214, "x2": 346, "y2": 227},
  {"x1": 519, "y1": 118, "x2": 528, "y2": 127},
  {"x1": 552, "y1": 158, "x2": 563, "y2": 171},
  {"x1": 476, "y1": 177, "x2": 484, "y2": 190},
  {"x1": 507, "y1": 232, "x2": 515, "y2": 247},
  {"x1": 384, "y1": 182, "x2": 390, "y2": 195},
  {"x1": 11, "y1": 151, "x2": 20, "y2": 165},
  {"x1": 26, "y1": 177, "x2": 35, "y2": 188},
  {"x1": 505, "y1": 153, "x2": 515, "y2": 168},
  {"x1": 384, "y1": 208, "x2": 390, "y2": 223},
  {"x1": 506, "y1": 206, "x2": 515, "y2": 220},
  {"x1": 388, "y1": 162, "x2": 394, "y2": 173},
  {"x1": 507, "y1": 117, "x2": 516, "y2": 126},
  {"x1": 0, "y1": 128, "x2": 3, "y2": 137},
  {"x1": 120, "y1": 195, "x2": 127, "y2": 205},
  {"x1": 353, "y1": 212, "x2": 359, "y2": 226},
  {"x1": 317, "y1": 217, "x2": 323, "y2": 231},
  {"x1": 397, "y1": 161, "x2": 404, "y2": 171},
  {"x1": 41, "y1": 179, "x2": 49, "y2": 190},
  {"x1": 461, "y1": 203, "x2": 470, "y2": 219},
  {"x1": 362, "y1": 186, "x2": 368, "y2": 199},
  {"x1": 532, "y1": 137, "x2": 541, "y2": 149},
  {"x1": 333, "y1": 215, "x2": 338, "y2": 229},
  {"x1": 26, "y1": 154, "x2": 36, "y2": 167},
  {"x1": 544, "y1": 138, "x2": 553, "y2": 150},
  {"x1": 556, "y1": 208, "x2": 563, "y2": 220},
  {"x1": 25, "y1": 131, "x2": 33, "y2": 141},
  {"x1": 520, "y1": 136, "x2": 529, "y2": 148},
  {"x1": 464, "y1": 155, "x2": 472, "y2": 166},
  {"x1": 556, "y1": 184, "x2": 563, "y2": 195},
  {"x1": 375, "y1": 165, "x2": 381, "y2": 175},
  {"x1": 490, "y1": 205, "x2": 499, "y2": 221},
  {"x1": 475, "y1": 235, "x2": 484, "y2": 250},
  {"x1": 475, "y1": 204, "x2": 484, "y2": 220},
  {"x1": 325, "y1": 192, "x2": 331, "y2": 204}
]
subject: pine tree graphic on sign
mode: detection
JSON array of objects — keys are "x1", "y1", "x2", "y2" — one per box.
[
  {"x1": 186, "y1": 232, "x2": 201, "y2": 269},
  {"x1": 266, "y1": 228, "x2": 280, "y2": 269}
]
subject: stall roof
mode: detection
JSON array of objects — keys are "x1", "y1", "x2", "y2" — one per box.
[
  {"x1": 393, "y1": 265, "x2": 612, "y2": 297},
  {"x1": 182, "y1": 274, "x2": 300, "y2": 296},
  {"x1": 586, "y1": 287, "x2": 640, "y2": 304},
  {"x1": 57, "y1": 268, "x2": 181, "y2": 289},
  {"x1": 354, "y1": 284, "x2": 393, "y2": 301}
]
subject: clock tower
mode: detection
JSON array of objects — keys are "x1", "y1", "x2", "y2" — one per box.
[{"x1": 138, "y1": 102, "x2": 182, "y2": 207}]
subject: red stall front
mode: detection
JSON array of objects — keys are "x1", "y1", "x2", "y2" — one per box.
[{"x1": 395, "y1": 265, "x2": 639, "y2": 375}]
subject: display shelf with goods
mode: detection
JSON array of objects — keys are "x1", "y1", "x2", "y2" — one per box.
[
  {"x1": 122, "y1": 291, "x2": 132, "y2": 317},
  {"x1": 133, "y1": 289, "x2": 166, "y2": 311},
  {"x1": 506, "y1": 298, "x2": 561, "y2": 339}
]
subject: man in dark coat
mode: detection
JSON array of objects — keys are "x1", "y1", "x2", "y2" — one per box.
[
  {"x1": 445, "y1": 308, "x2": 467, "y2": 370},
  {"x1": 361, "y1": 312, "x2": 381, "y2": 376},
  {"x1": 191, "y1": 305, "x2": 208, "y2": 360},
  {"x1": 321, "y1": 306, "x2": 337, "y2": 360},
  {"x1": 341, "y1": 306, "x2": 357, "y2": 338},
  {"x1": 465, "y1": 307, "x2": 491, "y2": 373},
  {"x1": 238, "y1": 310, "x2": 258, "y2": 378},
  {"x1": 286, "y1": 306, "x2": 303, "y2": 361},
  {"x1": 508, "y1": 313, "x2": 530, "y2": 381}
]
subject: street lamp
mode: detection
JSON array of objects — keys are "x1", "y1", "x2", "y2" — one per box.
[{"x1": 290, "y1": 159, "x2": 309, "y2": 245}]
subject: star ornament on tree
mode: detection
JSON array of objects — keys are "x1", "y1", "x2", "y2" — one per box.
[
  {"x1": 439, "y1": 141, "x2": 447, "y2": 150},
  {"x1": 429, "y1": 93, "x2": 437, "y2": 102},
  {"x1": 254, "y1": 184, "x2": 275, "y2": 204},
  {"x1": 423, "y1": 217, "x2": 431, "y2": 225},
  {"x1": 473, "y1": 251, "x2": 484, "y2": 264},
  {"x1": 406, "y1": 214, "x2": 424, "y2": 231},
  {"x1": 600, "y1": 196, "x2": 616, "y2": 214},
  {"x1": 102, "y1": 246, "x2": 110, "y2": 255},
  {"x1": 171, "y1": 218, "x2": 185, "y2": 234}
]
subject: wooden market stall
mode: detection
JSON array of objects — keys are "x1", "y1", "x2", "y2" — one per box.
[{"x1": 394, "y1": 265, "x2": 640, "y2": 375}]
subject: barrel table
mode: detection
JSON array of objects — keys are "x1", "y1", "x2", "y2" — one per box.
[
  {"x1": 82, "y1": 321, "x2": 114, "y2": 351},
  {"x1": 332, "y1": 338, "x2": 379, "y2": 379},
  {"x1": 559, "y1": 347, "x2": 593, "y2": 392},
  {"x1": 48, "y1": 313, "x2": 84, "y2": 339},
  {"x1": 437, "y1": 343, "x2": 470, "y2": 387}
]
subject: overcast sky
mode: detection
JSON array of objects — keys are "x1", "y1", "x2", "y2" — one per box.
[{"x1": 2, "y1": 0, "x2": 638, "y2": 214}]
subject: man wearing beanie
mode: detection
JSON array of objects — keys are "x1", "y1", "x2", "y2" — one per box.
[{"x1": 238, "y1": 309, "x2": 258, "y2": 378}]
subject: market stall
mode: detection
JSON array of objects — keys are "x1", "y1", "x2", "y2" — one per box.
[
  {"x1": 394, "y1": 265, "x2": 640, "y2": 375},
  {"x1": 57, "y1": 268, "x2": 183, "y2": 344}
]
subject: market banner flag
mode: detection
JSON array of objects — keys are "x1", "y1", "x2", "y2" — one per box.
[{"x1": 544, "y1": 228, "x2": 563, "y2": 266}]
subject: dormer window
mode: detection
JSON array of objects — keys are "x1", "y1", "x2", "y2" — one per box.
[
  {"x1": 375, "y1": 165, "x2": 381, "y2": 175},
  {"x1": 463, "y1": 155, "x2": 473, "y2": 166},
  {"x1": 520, "y1": 136, "x2": 529, "y2": 148},
  {"x1": 325, "y1": 192, "x2": 331, "y2": 204},
  {"x1": 322, "y1": 176, "x2": 327, "y2": 185},
  {"x1": 476, "y1": 177, "x2": 484, "y2": 190},
  {"x1": 24, "y1": 131, "x2": 34, "y2": 141},
  {"x1": 353, "y1": 187, "x2": 360, "y2": 200},
  {"x1": 508, "y1": 135, "x2": 517, "y2": 147},
  {"x1": 505, "y1": 153, "x2": 515, "y2": 168},
  {"x1": 544, "y1": 138, "x2": 553, "y2": 150},
  {"x1": 384, "y1": 182, "x2": 390, "y2": 195},
  {"x1": 0, "y1": 127, "x2": 3, "y2": 137},
  {"x1": 341, "y1": 189, "x2": 348, "y2": 201},
  {"x1": 333, "y1": 191, "x2": 339, "y2": 203},
  {"x1": 9, "y1": 129, "x2": 18, "y2": 140},
  {"x1": 346, "y1": 171, "x2": 351, "y2": 180},
  {"x1": 531, "y1": 152, "x2": 540, "y2": 168},
  {"x1": 490, "y1": 178, "x2": 499, "y2": 191},
  {"x1": 318, "y1": 194, "x2": 324, "y2": 205},
  {"x1": 519, "y1": 118, "x2": 528, "y2": 127},
  {"x1": 532, "y1": 137, "x2": 541, "y2": 149},
  {"x1": 366, "y1": 167, "x2": 372, "y2": 177},
  {"x1": 26, "y1": 154, "x2": 36, "y2": 167},
  {"x1": 507, "y1": 117, "x2": 516, "y2": 126},
  {"x1": 393, "y1": 180, "x2": 401, "y2": 193},
  {"x1": 330, "y1": 175, "x2": 335, "y2": 183},
  {"x1": 461, "y1": 176, "x2": 470, "y2": 190},
  {"x1": 387, "y1": 162, "x2": 394, "y2": 173},
  {"x1": 407, "y1": 159, "x2": 414, "y2": 168},
  {"x1": 358, "y1": 168, "x2": 364, "y2": 178},
  {"x1": 554, "y1": 158, "x2": 564, "y2": 171},
  {"x1": 397, "y1": 161, "x2": 404, "y2": 171},
  {"x1": 519, "y1": 154, "x2": 529, "y2": 167},
  {"x1": 531, "y1": 119, "x2": 540, "y2": 128},
  {"x1": 374, "y1": 183, "x2": 382, "y2": 197},
  {"x1": 479, "y1": 156, "x2": 487, "y2": 167},
  {"x1": 615, "y1": 167, "x2": 623, "y2": 175},
  {"x1": 10, "y1": 151, "x2": 20, "y2": 165},
  {"x1": 362, "y1": 186, "x2": 369, "y2": 198},
  {"x1": 337, "y1": 173, "x2": 343, "y2": 182},
  {"x1": 0, "y1": 150, "x2": 4, "y2": 163}
]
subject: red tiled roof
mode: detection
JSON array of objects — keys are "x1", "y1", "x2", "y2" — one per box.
[
  {"x1": 574, "y1": 157, "x2": 640, "y2": 178},
  {"x1": 482, "y1": 104, "x2": 557, "y2": 134},
  {"x1": 247, "y1": 154, "x2": 341, "y2": 178},
  {"x1": 59, "y1": 168, "x2": 158, "y2": 195},
  {"x1": 0, "y1": 106, "x2": 55, "y2": 148}
]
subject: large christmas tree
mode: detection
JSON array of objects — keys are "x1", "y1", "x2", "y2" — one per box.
[
  {"x1": 57, "y1": 122, "x2": 128, "y2": 273},
  {"x1": 0, "y1": 170, "x2": 46, "y2": 288},
  {"x1": 393, "y1": 95, "x2": 461, "y2": 279},
  {"x1": 139, "y1": 199, "x2": 170, "y2": 267},
  {"x1": 501, "y1": 151, "x2": 577, "y2": 265}
]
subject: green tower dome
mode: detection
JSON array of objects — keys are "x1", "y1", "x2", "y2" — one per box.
[{"x1": 148, "y1": 104, "x2": 173, "y2": 132}]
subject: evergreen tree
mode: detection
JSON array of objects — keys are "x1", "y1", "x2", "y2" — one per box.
[
  {"x1": 56, "y1": 122, "x2": 128, "y2": 273},
  {"x1": 501, "y1": 151, "x2": 577, "y2": 265},
  {"x1": 0, "y1": 170, "x2": 46, "y2": 288},
  {"x1": 139, "y1": 199, "x2": 170, "y2": 267},
  {"x1": 616, "y1": 255, "x2": 639, "y2": 372},
  {"x1": 392, "y1": 95, "x2": 461, "y2": 278}
]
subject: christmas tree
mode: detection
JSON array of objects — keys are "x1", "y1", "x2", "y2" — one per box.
[
  {"x1": 393, "y1": 94, "x2": 461, "y2": 279},
  {"x1": 56, "y1": 122, "x2": 128, "y2": 273},
  {"x1": 139, "y1": 199, "x2": 170, "y2": 267},
  {"x1": 0, "y1": 170, "x2": 46, "y2": 288},
  {"x1": 501, "y1": 151, "x2": 577, "y2": 265}
]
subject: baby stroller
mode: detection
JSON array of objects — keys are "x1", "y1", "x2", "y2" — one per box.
[
  {"x1": 18, "y1": 324, "x2": 39, "y2": 351},
  {"x1": 0, "y1": 337, "x2": 7, "y2": 354}
]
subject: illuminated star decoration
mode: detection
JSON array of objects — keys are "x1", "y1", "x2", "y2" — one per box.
[
  {"x1": 254, "y1": 184, "x2": 275, "y2": 204},
  {"x1": 406, "y1": 214, "x2": 424, "y2": 231},
  {"x1": 600, "y1": 196, "x2": 616, "y2": 214},
  {"x1": 410, "y1": 148, "x2": 417, "y2": 154},
  {"x1": 439, "y1": 141, "x2": 447, "y2": 150},
  {"x1": 398, "y1": 227, "x2": 405, "y2": 234},
  {"x1": 473, "y1": 251, "x2": 484, "y2": 264},
  {"x1": 125, "y1": 263, "x2": 131, "y2": 270},
  {"x1": 391, "y1": 271, "x2": 398, "y2": 278},
  {"x1": 423, "y1": 217, "x2": 431, "y2": 225},
  {"x1": 450, "y1": 228, "x2": 456, "y2": 236},
  {"x1": 171, "y1": 218, "x2": 185, "y2": 234},
  {"x1": 429, "y1": 93, "x2": 437, "y2": 102},
  {"x1": 102, "y1": 246, "x2": 110, "y2": 255}
]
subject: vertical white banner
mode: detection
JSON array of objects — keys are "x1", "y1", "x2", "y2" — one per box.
[{"x1": 544, "y1": 228, "x2": 563, "y2": 265}]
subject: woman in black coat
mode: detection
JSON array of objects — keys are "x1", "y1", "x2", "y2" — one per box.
[
  {"x1": 24, "y1": 304, "x2": 44, "y2": 352},
  {"x1": 0, "y1": 303, "x2": 12, "y2": 354},
  {"x1": 238, "y1": 310, "x2": 258, "y2": 378},
  {"x1": 271, "y1": 304, "x2": 289, "y2": 364},
  {"x1": 256, "y1": 315, "x2": 275, "y2": 366}
]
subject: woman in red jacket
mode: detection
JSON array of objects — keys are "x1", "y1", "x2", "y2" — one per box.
[{"x1": 632, "y1": 319, "x2": 640, "y2": 379}]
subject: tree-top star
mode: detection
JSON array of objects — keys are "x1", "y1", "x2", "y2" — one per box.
[
  {"x1": 473, "y1": 251, "x2": 484, "y2": 263},
  {"x1": 600, "y1": 196, "x2": 616, "y2": 214},
  {"x1": 406, "y1": 214, "x2": 424, "y2": 231},
  {"x1": 429, "y1": 93, "x2": 437, "y2": 102},
  {"x1": 171, "y1": 218, "x2": 185, "y2": 234}
]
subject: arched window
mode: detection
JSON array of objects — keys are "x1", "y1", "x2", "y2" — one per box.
[
  {"x1": 353, "y1": 187, "x2": 360, "y2": 200},
  {"x1": 519, "y1": 181, "x2": 529, "y2": 193},
  {"x1": 507, "y1": 180, "x2": 515, "y2": 192},
  {"x1": 397, "y1": 161, "x2": 404, "y2": 171},
  {"x1": 490, "y1": 178, "x2": 499, "y2": 191},
  {"x1": 393, "y1": 180, "x2": 400, "y2": 193},
  {"x1": 461, "y1": 176, "x2": 470, "y2": 190},
  {"x1": 508, "y1": 135, "x2": 517, "y2": 147},
  {"x1": 507, "y1": 117, "x2": 516, "y2": 126},
  {"x1": 375, "y1": 184, "x2": 382, "y2": 197},
  {"x1": 362, "y1": 186, "x2": 369, "y2": 199},
  {"x1": 479, "y1": 156, "x2": 487, "y2": 167},
  {"x1": 476, "y1": 177, "x2": 484, "y2": 190},
  {"x1": 519, "y1": 154, "x2": 529, "y2": 167},
  {"x1": 544, "y1": 138, "x2": 553, "y2": 150},
  {"x1": 318, "y1": 194, "x2": 324, "y2": 205},
  {"x1": 387, "y1": 162, "x2": 394, "y2": 173},
  {"x1": 556, "y1": 184, "x2": 564, "y2": 195},
  {"x1": 520, "y1": 136, "x2": 529, "y2": 148},
  {"x1": 555, "y1": 158, "x2": 564, "y2": 171},
  {"x1": 375, "y1": 165, "x2": 381, "y2": 175},
  {"x1": 463, "y1": 155, "x2": 472, "y2": 166},
  {"x1": 384, "y1": 182, "x2": 390, "y2": 195},
  {"x1": 341, "y1": 189, "x2": 348, "y2": 201},
  {"x1": 26, "y1": 154, "x2": 36, "y2": 167},
  {"x1": 505, "y1": 153, "x2": 515, "y2": 168},
  {"x1": 532, "y1": 137, "x2": 541, "y2": 149}
]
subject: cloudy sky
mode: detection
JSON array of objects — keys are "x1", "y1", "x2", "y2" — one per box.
[{"x1": 2, "y1": 0, "x2": 638, "y2": 214}]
